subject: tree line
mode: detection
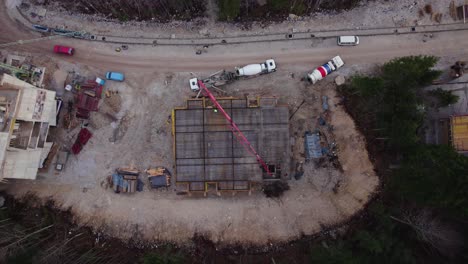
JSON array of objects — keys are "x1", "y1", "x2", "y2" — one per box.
[
  {"x1": 310, "y1": 56, "x2": 468, "y2": 263},
  {"x1": 47, "y1": 0, "x2": 362, "y2": 22},
  {"x1": 218, "y1": 0, "x2": 362, "y2": 21},
  {"x1": 53, "y1": 0, "x2": 205, "y2": 21}
]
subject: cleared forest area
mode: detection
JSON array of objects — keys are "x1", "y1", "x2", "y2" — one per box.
[
  {"x1": 218, "y1": 0, "x2": 363, "y2": 21},
  {"x1": 44, "y1": 0, "x2": 206, "y2": 21},
  {"x1": 40, "y1": 0, "x2": 362, "y2": 22}
]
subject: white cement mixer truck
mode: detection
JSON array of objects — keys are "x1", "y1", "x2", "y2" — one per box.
[
  {"x1": 236, "y1": 59, "x2": 277, "y2": 77},
  {"x1": 307, "y1": 56, "x2": 344, "y2": 84},
  {"x1": 190, "y1": 59, "x2": 277, "y2": 91}
]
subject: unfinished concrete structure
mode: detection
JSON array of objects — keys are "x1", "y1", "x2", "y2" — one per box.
[
  {"x1": 451, "y1": 114, "x2": 468, "y2": 154},
  {"x1": 0, "y1": 74, "x2": 57, "y2": 181},
  {"x1": 173, "y1": 98, "x2": 289, "y2": 194}
]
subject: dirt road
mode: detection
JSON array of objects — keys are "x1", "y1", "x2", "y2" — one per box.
[{"x1": 1, "y1": 1, "x2": 468, "y2": 72}]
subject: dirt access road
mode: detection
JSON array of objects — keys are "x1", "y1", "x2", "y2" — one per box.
[
  {"x1": 2, "y1": 1, "x2": 468, "y2": 72},
  {"x1": 1, "y1": 0, "x2": 468, "y2": 247}
]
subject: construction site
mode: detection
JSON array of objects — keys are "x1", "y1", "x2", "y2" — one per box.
[
  {"x1": 13, "y1": 0, "x2": 468, "y2": 248},
  {"x1": 0, "y1": 45, "x2": 382, "y2": 245}
]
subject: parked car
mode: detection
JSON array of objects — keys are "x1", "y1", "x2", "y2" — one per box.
[
  {"x1": 106, "y1": 71, "x2": 125, "y2": 82},
  {"x1": 53, "y1": 45, "x2": 74, "y2": 55},
  {"x1": 337, "y1": 36, "x2": 359, "y2": 46}
]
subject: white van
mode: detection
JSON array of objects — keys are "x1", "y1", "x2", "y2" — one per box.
[{"x1": 337, "y1": 36, "x2": 359, "y2": 46}]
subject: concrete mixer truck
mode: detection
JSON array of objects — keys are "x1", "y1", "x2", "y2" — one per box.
[
  {"x1": 189, "y1": 59, "x2": 277, "y2": 91},
  {"x1": 306, "y1": 56, "x2": 344, "y2": 84},
  {"x1": 236, "y1": 59, "x2": 277, "y2": 77}
]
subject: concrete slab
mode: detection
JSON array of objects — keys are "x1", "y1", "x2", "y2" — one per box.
[{"x1": 174, "y1": 98, "x2": 289, "y2": 192}]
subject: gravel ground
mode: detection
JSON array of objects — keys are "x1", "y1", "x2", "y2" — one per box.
[{"x1": 5, "y1": 65, "x2": 378, "y2": 246}]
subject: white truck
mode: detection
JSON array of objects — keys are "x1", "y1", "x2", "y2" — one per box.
[
  {"x1": 307, "y1": 56, "x2": 344, "y2": 84},
  {"x1": 236, "y1": 59, "x2": 276, "y2": 76},
  {"x1": 189, "y1": 59, "x2": 277, "y2": 91}
]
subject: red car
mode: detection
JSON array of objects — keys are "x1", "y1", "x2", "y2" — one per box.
[{"x1": 53, "y1": 45, "x2": 74, "y2": 55}]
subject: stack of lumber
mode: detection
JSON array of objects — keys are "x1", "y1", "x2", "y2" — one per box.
[{"x1": 146, "y1": 167, "x2": 171, "y2": 188}]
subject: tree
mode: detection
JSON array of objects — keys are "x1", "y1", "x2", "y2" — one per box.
[
  {"x1": 393, "y1": 209, "x2": 464, "y2": 257},
  {"x1": 343, "y1": 56, "x2": 441, "y2": 152},
  {"x1": 428, "y1": 88, "x2": 459, "y2": 107},
  {"x1": 391, "y1": 145, "x2": 468, "y2": 217},
  {"x1": 142, "y1": 250, "x2": 185, "y2": 264},
  {"x1": 309, "y1": 203, "x2": 417, "y2": 264},
  {"x1": 218, "y1": 0, "x2": 241, "y2": 21}
]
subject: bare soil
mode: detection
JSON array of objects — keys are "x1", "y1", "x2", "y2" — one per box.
[
  {"x1": 5, "y1": 64, "x2": 378, "y2": 246},
  {"x1": 1, "y1": 0, "x2": 461, "y2": 249}
]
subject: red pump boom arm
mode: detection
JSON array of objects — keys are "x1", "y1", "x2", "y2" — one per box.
[{"x1": 197, "y1": 80, "x2": 272, "y2": 176}]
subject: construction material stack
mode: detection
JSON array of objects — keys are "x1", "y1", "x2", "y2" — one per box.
[
  {"x1": 75, "y1": 80, "x2": 104, "y2": 119},
  {"x1": 71, "y1": 128, "x2": 92, "y2": 155},
  {"x1": 112, "y1": 168, "x2": 140, "y2": 193},
  {"x1": 146, "y1": 167, "x2": 171, "y2": 188}
]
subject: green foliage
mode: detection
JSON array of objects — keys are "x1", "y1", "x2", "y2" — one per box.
[
  {"x1": 381, "y1": 56, "x2": 441, "y2": 87},
  {"x1": 7, "y1": 247, "x2": 38, "y2": 264},
  {"x1": 310, "y1": 204, "x2": 417, "y2": 264},
  {"x1": 53, "y1": 0, "x2": 205, "y2": 21},
  {"x1": 217, "y1": 0, "x2": 365, "y2": 20},
  {"x1": 349, "y1": 76, "x2": 385, "y2": 98},
  {"x1": 142, "y1": 248, "x2": 186, "y2": 264},
  {"x1": 428, "y1": 88, "x2": 459, "y2": 107},
  {"x1": 344, "y1": 56, "x2": 441, "y2": 152},
  {"x1": 392, "y1": 145, "x2": 468, "y2": 217},
  {"x1": 268, "y1": 0, "x2": 289, "y2": 11},
  {"x1": 291, "y1": 2, "x2": 307, "y2": 15},
  {"x1": 329, "y1": 55, "x2": 468, "y2": 263},
  {"x1": 218, "y1": 0, "x2": 241, "y2": 21}
]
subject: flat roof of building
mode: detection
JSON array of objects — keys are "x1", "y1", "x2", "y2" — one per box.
[
  {"x1": 1, "y1": 74, "x2": 57, "y2": 126},
  {"x1": 173, "y1": 98, "x2": 289, "y2": 192},
  {"x1": 451, "y1": 114, "x2": 468, "y2": 152}
]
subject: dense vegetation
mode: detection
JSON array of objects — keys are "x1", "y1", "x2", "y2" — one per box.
[
  {"x1": 310, "y1": 56, "x2": 468, "y2": 263},
  {"x1": 44, "y1": 0, "x2": 363, "y2": 22},
  {"x1": 47, "y1": 0, "x2": 206, "y2": 22},
  {"x1": 218, "y1": 0, "x2": 362, "y2": 21},
  {"x1": 428, "y1": 88, "x2": 460, "y2": 107}
]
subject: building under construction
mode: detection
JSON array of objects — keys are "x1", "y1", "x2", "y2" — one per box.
[
  {"x1": 0, "y1": 74, "x2": 57, "y2": 181},
  {"x1": 172, "y1": 97, "x2": 289, "y2": 194},
  {"x1": 451, "y1": 114, "x2": 468, "y2": 154}
]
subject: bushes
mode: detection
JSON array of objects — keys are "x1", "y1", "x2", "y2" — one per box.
[
  {"x1": 46, "y1": 0, "x2": 205, "y2": 22},
  {"x1": 342, "y1": 56, "x2": 441, "y2": 152},
  {"x1": 317, "y1": 55, "x2": 468, "y2": 263},
  {"x1": 218, "y1": 0, "x2": 241, "y2": 21},
  {"x1": 428, "y1": 88, "x2": 459, "y2": 107},
  {"x1": 218, "y1": 0, "x2": 364, "y2": 21},
  {"x1": 391, "y1": 145, "x2": 468, "y2": 217}
]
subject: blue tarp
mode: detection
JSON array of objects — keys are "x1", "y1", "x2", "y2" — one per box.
[
  {"x1": 149, "y1": 175, "x2": 168, "y2": 188},
  {"x1": 112, "y1": 173, "x2": 129, "y2": 189},
  {"x1": 305, "y1": 132, "x2": 323, "y2": 159}
]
